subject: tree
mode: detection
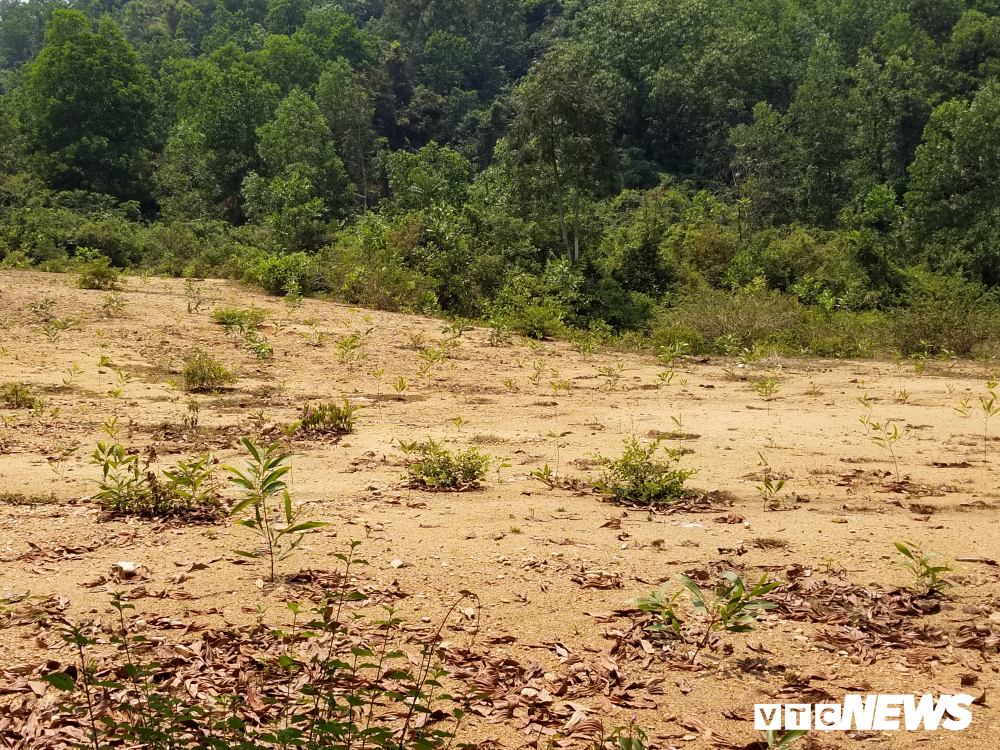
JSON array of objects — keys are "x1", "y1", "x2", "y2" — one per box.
[
  {"x1": 316, "y1": 59, "x2": 376, "y2": 208},
  {"x1": 385, "y1": 141, "x2": 472, "y2": 211},
  {"x1": 905, "y1": 81, "x2": 1000, "y2": 284},
  {"x1": 16, "y1": 11, "x2": 155, "y2": 200},
  {"x1": 730, "y1": 102, "x2": 800, "y2": 231},
  {"x1": 509, "y1": 46, "x2": 612, "y2": 262},
  {"x1": 264, "y1": 0, "x2": 309, "y2": 36}
]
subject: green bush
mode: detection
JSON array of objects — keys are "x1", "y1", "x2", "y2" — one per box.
[
  {"x1": 651, "y1": 323, "x2": 706, "y2": 354},
  {"x1": 301, "y1": 399, "x2": 359, "y2": 433},
  {"x1": 76, "y1": 254, "x2": 122, "y2": 290},
  {"x1": 408, "y1": 439, "x2": 490, "y2": 488},
  {"x1": 512, "y1": 300, "x2": 566, "y2": 339},
  {"x1": 211, "y1": 306, "x2": 268, "y2": 332},
  {"x1": 182, "y1": 349, "x2": 236, "y2": 391},
  {"x1": 241, "y1": 251, "x2": 318, "y2": 295},
  {"x1": 1, "y1": 381, "x2": 39, "y2": 409},
  {"x1": 596, "y1": 436, "x2": 694, "y2": 506}
]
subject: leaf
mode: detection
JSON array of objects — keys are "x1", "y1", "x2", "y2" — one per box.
[
  {"x1": 285, "y1": 521, "x2": 329, "y2": 533},
  {"x1": 41, "y1": 672, "x2": 75, "y2": 691}
]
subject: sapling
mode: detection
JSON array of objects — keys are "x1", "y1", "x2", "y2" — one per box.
[
  {"x1": 870, "y1": 419, "x2": 903, "y2": 481},
  {"x1": 226, "y1": 438, "x2": 328, "y2": 582},
  {"x1": 392, "y1": 376, "x2": 408, "y2": 397},
  {"x1": 981, "y1": 390, "x2": 1000, "y2": 459}
]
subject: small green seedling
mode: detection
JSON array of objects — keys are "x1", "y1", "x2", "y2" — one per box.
[{"x1": 894, "y1": 541, "x2": 955, "y2": 597}]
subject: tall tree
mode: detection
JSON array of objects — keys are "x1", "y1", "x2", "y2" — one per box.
[
  {"x1": 16, "y1": 10, "x2": 155, "y2": 200},
  {"x1": 316, "y1": 58, "x2": 376, "y2": 208},
  {"x1": 509, "y1": 47, "x2": 612, "y2": 262}
]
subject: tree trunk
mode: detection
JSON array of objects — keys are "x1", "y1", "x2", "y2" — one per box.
[
  {"x1": 572, "y1": 162, "x2": 581, "y2": 263},
  {"x1": 549, "y1": 121, "x2": 570, "y2": 256}
]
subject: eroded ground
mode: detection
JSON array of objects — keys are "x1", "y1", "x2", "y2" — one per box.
[{"x1": 1, "y1": 269, "x2": 999, "y2": 749}]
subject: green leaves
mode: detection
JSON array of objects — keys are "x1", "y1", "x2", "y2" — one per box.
[
  {"x1": 894, "y1": 541, "x2": 955, "y2": 596},
  {"x1": 635, "y1": 570, "x2": 781, "y2": 653},
  {"x1": 226, "y1": 438, "x2": 327, "y2": 581},
  {"x1": 41, "y1": 672, "x2": 76, "y2": 691}
]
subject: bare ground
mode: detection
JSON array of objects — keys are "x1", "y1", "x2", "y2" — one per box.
[{"x1": 2, "y1": 269, "x2": 1000, "y2": 749}]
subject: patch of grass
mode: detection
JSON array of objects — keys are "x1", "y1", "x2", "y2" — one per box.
[
  {"x1": 301, "y1": 399, "x2": 360, "y2": 434},
  {"x1": 470, "y1": 433, "x2": 506, "y2": 445},
  {"x1": 182, "y1": 349, "x2": 236, "y2": 392},
  {"x1": 596, "y1": 436, "x2": 694, "y2": 506},
  {"x1": 1, "y1": 382, "x2": 39, "y2": 409}
]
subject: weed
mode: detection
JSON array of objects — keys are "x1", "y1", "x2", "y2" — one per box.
[
  {"x1": 894, "y1": 387, "x2": 910, "y2": 404},
  {"x1": 182, "y1": 349, "x2": 236, "y2": 391},
  {"x1": 756, "y1": 474, "x2": 786, "y2": 511},
  {"x1": 596, "y1": 436, "x2": 694, "y2": 506},
  {"x1": 301, "y1": 399, "x2": 360, "y2": 434},
  {"x1": 244, "y1": 330, "x2": 273, "y2": 359},
  {"x1": 226, "y1": 438, "x2": 328, "y2": 581},
  {"x1": 632, "y1": 571, "x2": 780, "y2": 652},
  {"x1": 406, "y1": 439, "x2": 491, "y2": 489},
  {"x1": 62, "y1": 364, "x2": 83, "y2": 387},
  {"x1": 449, "y1": 416, "x2": 468, "y2": 431},
  {"x1": 336, "y1": 334, "x2": 367, "y2": 368},
  {"x1": 48, "y1": 439, "x2": 81, "y2": 481},
  {"x1": 184, "y1": 279, "x2": 204, "y2": 312},
  {"x1": 27, "y1": 298, "x2": 56, "y2": 320},
  {"x1": 657, "y1": 342, "x2": 689, "y2": 368},
  {"x1": 212, "y1": 306, "x2": 267, "y2": 331},
  {"x1": 549, "y1": 379, "x2": 571, "y2": 396},
  {"x1": 488, "y1": 322, "x2": 512, "y2": 346},
  {"x1": 161, "y1": 453, "x2": 219, "y2": 508},
  {"x1": 392, "y1": 376, "x2": 408, "y2": 396},
  {"x1": 101, "y1": 292, "x2": 127, "y2": 317},
  {"x1": 183, "y1": 399, "x2": 200, "y2": 430},
  {"x1": 1, "y1": 382, "x2": 38, "y2": 409},
  {"x1": 596, "y1": 362, "x2": 627, "y2": 391},
  {"x1": 806, "y1": 380, "x2": 823, "y2": 395},
  {"x1": 502, "y1": 378, "x2": 517, "y2": 392},
  {"x1": 894, "y1": 541, "x2": 955, "y2": 597},
  {"x1": 870, "y1": 419, "x2": 904, "y2": 481},
  {"x1": 752, "y1": 378, "x2": 780, "y2": 408}
]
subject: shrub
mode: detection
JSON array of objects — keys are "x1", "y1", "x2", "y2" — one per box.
[
  {"x1": 651, "y1": 322, "x2": 706, "y2": 354},
  {"x1": 91, "y1": 442, "x2": 221, "y2": 517},
  {"x1": 182, "y1": 349, "x2": 236, "y2": 391},
  {"x1": 301, "y1": 399, "x2": 359, "y2": 433},
  {"x1": 241, "y1": 250, "x2": 318, "y2": 295},
  {"x1": 211, "y1": 306, "x2": 267, "y2": 332},
  {"x1": 408, "y1": 439, "x2": 490, "y2": 488},
  {"x1": 1, "y1": 382, "x2": 38, "y2": 409},
  {"x1": 597, "y1": 436, "x2": 694, "y2": 505},
  {"x1": 512, "y1": 300, "x2": 566, "y2": 339},
  {"x1": 76, "y1": 254, "x2": 122, "y2": 290}
]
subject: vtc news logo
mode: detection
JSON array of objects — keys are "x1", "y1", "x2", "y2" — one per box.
[{"x1": 754, "y1": 694, "x2": 974, "y2": 731}]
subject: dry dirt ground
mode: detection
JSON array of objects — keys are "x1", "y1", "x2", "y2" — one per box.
[{"x1": 1, "y1": 269, "x2": 1000, "y2": 750}]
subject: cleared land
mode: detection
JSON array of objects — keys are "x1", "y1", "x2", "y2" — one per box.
[{"x1": 1, "y1": 269, "x2": 999, "y2": 749}]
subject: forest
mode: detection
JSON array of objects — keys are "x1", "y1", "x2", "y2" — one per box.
[{"x1": 2, "y1": 0, "x2": 1000, "y2": 356}]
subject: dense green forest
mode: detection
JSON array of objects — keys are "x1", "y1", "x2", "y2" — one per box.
[{"x1": 3, "y1": 0, "x2": 1000, "y2": 356}]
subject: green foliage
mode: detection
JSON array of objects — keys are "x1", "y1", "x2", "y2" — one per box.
[
  {"x1": 632, "y1": 571, "x2": 781, "y2": 651},
  {"x1": 301, "y1": 399, "x2": 359, "y2": 434},
  {"x1": 211, "y1": 306, "x2": 267, "y2": 332},
  {"x1": 182, "y1": 349, "x2": 236, "y2": 391},
  {"x1": 596, "y1": 436, "x2": 694, "y2": 506},
  {"x1": 76, "y1": 254, "x2": 122, "y2": 290},
  {"x1": 894, "y1": 541, "x2": 955, "y2": 597},
  {"x1": 1, "y1": 381, "x2": 38, "y2": 409},
  {"x1": 90, "y1": 441, "x2": 219, "y2": 516},
  {"x1": 226, "y1": 437, "x2": 328, "y2": 581},
  {"x1": 406, "y1": 439, "x2": 490, "y2": 489}
]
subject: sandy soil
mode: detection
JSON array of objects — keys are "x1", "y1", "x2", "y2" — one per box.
[{"x1": 1, "y1": 269, "x2": 999, "y2": 749}]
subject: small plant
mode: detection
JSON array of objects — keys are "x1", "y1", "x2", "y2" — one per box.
[
  {"x1": 406, "y1": 439, "x2": 491, "y2": 489},
  {"x1": 894, "y1": 387, "x2": 910, "y2": 404},
  {"x1": 549, "y1": 379, "x2": 572, "y2": 396},
  {"x1": 870, "y1": 419, "x2": 904, "y2": 481},
  {"x1": 756, "y1": 474, "x2": 786, "y2": 511},
  {"x1": 527, "y1": 359, "x2": 546, "y2": 386},
  {"x1": 657, "y1": 370, "x2": 676, "y2": 386},
  {"x1": 184, "y1": 279, "x2": 204, "y2": 312},
  {"x1": 62, "y1": 364, "x2": 83, "y2": 387},
  {"x1": 162, "y1": 453, "x2": 219, "y2": 509},
  {"x1": 89, "y1": 441, "x2": 149, "y2": 513},
  {"x1": 894, "y1": 541, "x2": 955, "y2": 597},
  {"x1": 632, "y1": 571, "x2": 780, "y2": 653},
  {"x1": 955, "y1": 398, "x2": 973, "y2": 417},
  {"x1": 981, "y1": 390, "x2": 1000, "y2": 458},
  {"x1": 183, "y1": 399, "x2": 200, "y2": 430},
  {"x1": 226, "y1": 438, "x2": 329, "y2": 581},
  {"x1": 392, "y1": 376, "x2": 408, "y2": 397},
  {"x1": 212, "y1": 306, "x2": 267, "y2": 332},
  {"x1": 752, "y1": 377, "x2": 780, "y2": 410},
  {"x1": 530, "y1": 463, "x2": 557, "y2": 489},
  {"x1": 502, "y1": 378, "x2": 517, "y2": 392},
  {"x1": 596, "y1": 362, "x2": 626, "y2": 391},
  {"x1": 48, "y1": 439, "x2": 81, "y2": 481},
  {"x1": 762, "y1": 729, "x2": 809, "y2": 749},
  {"x1": 805, "y1": 380, "x2": 823, "y2": 395},
  {"x1": 336, "y1": 334, "x2": 367, "y2": 369},
  {"x1": 487, "y1": 322, "x2": 512, "y2": 346},
  {"x1": 27, "y1": 298, "x2": 56, "y2": 320},
  {"x1": 244, "y1": 330, "x2": 273, "y2": 359},
  {"x1": 301, "y1": 399, "x2": 360, "y2": 434},
  {"x1": 1, "y1": 381, "x2": 38, "y2": 409},
  {"x1": 182, "y1": 349, "x2": 236, "y2": 391},
  {"x1": 101, "y1": 292, "x2": 127, "y2": 317},
  {"x1": 596, "y1": 436, "x2": 694, "y2": 506}
]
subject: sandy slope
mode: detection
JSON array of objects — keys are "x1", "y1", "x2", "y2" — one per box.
[{"x1": 1, "y1": 269, "x2": 999, "y2": 749}]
